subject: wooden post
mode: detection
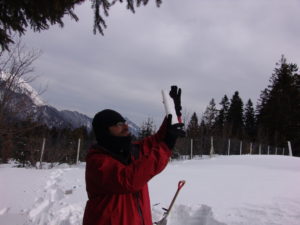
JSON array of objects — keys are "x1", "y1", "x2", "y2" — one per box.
[
  {"x1": 210, "y1": 136, "x2": 214, "y2": 157},
  {"x1": 190, "y1": 139, "x2": 193, "y2": 159},
  {"x1": 267, "y1": 145, "x2": 270, "y2": 155},
  {"x1": 288, "y1": 141, "x2": 293, "y2": 156},
  {"x1": 227, "y1": 139, "x2": 231, "y2": 155},
  {"x1": 259, "y1": 144, "x2": 262, "y2": 155},
  {"x1": 76, "y1": 138, "x2": 81, "y2": 164},
  {"x1": 275, "y1": 147, "x2": 277, "y2": 155},
  {"x1": 239, "y1": 141, "x2": 243, "y2": 155},
  {"x1": 250, "y1": 142, "x2": 253, "y2": 154},
  {"x1": 39, "y1": 138, "x2": 46, "y2": 169}
]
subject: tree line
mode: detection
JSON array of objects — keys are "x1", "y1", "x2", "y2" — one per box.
[
  {"x1": 182, "y1": 55, "x2": 300, "y2": 156},
  {"x1": 0, "y1": 120, "x2": 94, "y2": 167}
]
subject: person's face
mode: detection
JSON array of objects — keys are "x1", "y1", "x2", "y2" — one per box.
[{"x1": 108, "y1": 122, "x2": 130, "y2": 137}]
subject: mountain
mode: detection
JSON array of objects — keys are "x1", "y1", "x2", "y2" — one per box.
[
  {"x1": 36, "y1": 105, "x2": 140, "y2": 137},
  {"x1": 35, "y1": 105, "x2": 93, "y2": 130},
  {"x1": 0, "y1": 72, "x2": 140, "y2": 136}
]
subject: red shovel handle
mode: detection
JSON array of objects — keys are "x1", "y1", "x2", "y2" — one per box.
[
  {"x1": 177, "y1": 116, "x2": 182, "y2": 123},
  {"x1": 164, "y1": 180, "x2": 186, "y2": 217},
  {"x1": 178, "y1": 180, "x2": 185, "y2": 190}
]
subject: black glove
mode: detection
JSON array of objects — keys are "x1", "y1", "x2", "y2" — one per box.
[
  {"x1": 164, "y1": 114, "x2": 186, "y2": 150},
  {"x1": 169, "y1": 85, "x2": 182, "y2": 117}
]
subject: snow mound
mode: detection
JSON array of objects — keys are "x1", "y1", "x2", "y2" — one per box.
[{"x1": 153, "y1": 204, "x2": 226, "y2": 225}]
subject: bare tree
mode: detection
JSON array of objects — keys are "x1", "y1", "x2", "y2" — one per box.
[
  {"x1": 0, "y1": 39, "x2": 42, "y2": 163},
  {"x1": 138, "y1": 117, "x2": 156, "y2": 139}
]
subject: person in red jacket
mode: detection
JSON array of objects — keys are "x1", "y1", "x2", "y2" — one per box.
[{"x1": 83, "y1": 109, "x2": 185, "y2": 225}]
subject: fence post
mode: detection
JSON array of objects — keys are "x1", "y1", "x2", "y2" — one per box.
[
  {"x1": 39, "y1": 138, "x2": 46, "y2": 169},
  {"x1": 287, "y1": 141, "x2": 293, "y2": 156},
  {"x1": 239, "y1": 141, "x2": 243, "y2": 155},
  {"x1": 267, "y1": 145, "x2": 270, "y2": 155},
  {"x1": 190, "y1": 138, "x2": 193, "y2": 159},
  {"x1": 227, "y1": 139, "x2": 231, "y2": 155},
  {"x1": 259, "y1": 144, "x2": 262, "y2": 155},
  {"x1": 250, "y1": 142, "x2": 253, "y2": 154},
  {"x1": 76, "y1": 138, "x2": 81, "y2": 164},
  {"x1": 282, "y1": 147, "x2": 285, "y2": 155},
  {"x1": 210, "y1": 136, "x2": 214, "y2": 157}
]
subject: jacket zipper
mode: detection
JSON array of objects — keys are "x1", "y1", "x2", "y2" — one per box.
[{"x1": 135, "y1": 192, "x2": 145, "y2": 225}]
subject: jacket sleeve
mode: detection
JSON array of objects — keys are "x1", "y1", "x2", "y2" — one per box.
[{"x1": 86, "y1": 117, "x2": 171, "y2": 194}]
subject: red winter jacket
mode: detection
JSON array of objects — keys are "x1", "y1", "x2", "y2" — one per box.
[{"x1": 83, "y1": 118, "x2": 171, "y2": 225}]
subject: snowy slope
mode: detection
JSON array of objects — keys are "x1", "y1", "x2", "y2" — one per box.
[
  {"x1": 0, "y1": 71, "x2": 44, "y2": 106},
  {"x1": 0, "y1": 155, "x2": 300, "y2": 225}
]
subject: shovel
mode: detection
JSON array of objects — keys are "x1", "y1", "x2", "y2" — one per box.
[{"x1": 155, "y1": 180, "x2": 186, "y2": 225}]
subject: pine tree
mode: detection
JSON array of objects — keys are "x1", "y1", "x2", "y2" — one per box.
[
  {"x1": 227, "y1": 91, "x2": 244, "y2": 138},
  {"x1": 256, "y1": 55, "x2": 300, "y2": 150},
  {"x1": 199, "y1": 118, "x2": 207, "y2": 136},
  {"x1": 186, "y1": 112, "x2": 200, "y2": 138},
  {"x1": 256, "y1": 88, "x2": 270, "y2": 118},
  {"x1": 215, "y1": 95, "x2": 229, "y2": 132},
  {"x1": 0, "y1": 0, "x2": 163, "y2": 51},
  {"x1": 244, "y1": 99, "x2": 256, "y2": 141},
  {"x1": 202, "y1": 98, "x2": 218, "y2": 133}
]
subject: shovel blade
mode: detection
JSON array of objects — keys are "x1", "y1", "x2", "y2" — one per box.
[{"x1": 155, "y1": 217, "x2": 167, "y2": 225}]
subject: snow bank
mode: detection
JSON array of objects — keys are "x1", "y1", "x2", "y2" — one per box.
[{"x1": 1, "y1": 155, "x2": 300, "y2": 225}]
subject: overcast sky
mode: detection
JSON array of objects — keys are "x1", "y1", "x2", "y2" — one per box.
[{"x1": 23, "y1": 0, "x2": 300, "y2": 127}]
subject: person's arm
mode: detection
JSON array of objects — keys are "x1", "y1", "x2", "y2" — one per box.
[{"x1": 86, "y1": 137, "x2": 171, "y2": 194}]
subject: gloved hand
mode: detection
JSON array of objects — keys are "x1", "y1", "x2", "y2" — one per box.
[
  {"x1": 169, "y1": 85, "x2": 182, "y2": 118},
  {"x1": 164, "y1": 114, "x2": 186, "y2": 150}
]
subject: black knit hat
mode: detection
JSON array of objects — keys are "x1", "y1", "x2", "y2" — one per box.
[{"x1": 92, "y1": 109, "x2": 126, "y2": 140}]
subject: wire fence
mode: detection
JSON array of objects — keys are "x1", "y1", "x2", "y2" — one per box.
[
  {"x1": 1, "y1": 135, "x2": 295, "y2": 168},
  {"x1": 174, "y1": 136, "x2": 294, "y2": 159}
]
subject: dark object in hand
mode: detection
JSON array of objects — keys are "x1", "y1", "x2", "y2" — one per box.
[
  {"x1": 164, "y1": 115, "x2": 186, "y2": 149},
  {"x1": 169, "y1": 85, "x2": 182, "y2": 117}
]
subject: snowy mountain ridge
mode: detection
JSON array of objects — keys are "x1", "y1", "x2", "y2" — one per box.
[
  {"x1": 35, "y1": 106, "x2": 140, "y2": 136},
  {"x1": 0, "y1": 73, "x2": 140, "y2": 135},
  {"x1": 0, "y1": 71, "x2": 44, "y2": 106},
  {"x1": 36, "y1": 105, "x2": 93, "y2": 130}
]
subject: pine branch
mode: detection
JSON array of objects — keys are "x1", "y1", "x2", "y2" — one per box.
[
  {"x1": 92, "y1": 0, "x2": 163, "y2": 35},
  {"x1": 0, "y1": 0, "x2": 163, "y2": 50}
]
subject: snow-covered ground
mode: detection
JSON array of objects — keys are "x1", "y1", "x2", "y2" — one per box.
[{"x1": 1, "y1": 155, "x2": 300, "y2": 225}]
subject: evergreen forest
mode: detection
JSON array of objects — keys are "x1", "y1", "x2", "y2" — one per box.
[{"x1": 182, "y1": 55, "x2": 300, "y2": 157}]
